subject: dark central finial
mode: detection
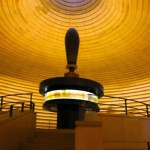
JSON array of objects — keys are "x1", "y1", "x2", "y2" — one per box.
[{"x1": 65, "y1": 28, "x2": 79, "y2": 77}]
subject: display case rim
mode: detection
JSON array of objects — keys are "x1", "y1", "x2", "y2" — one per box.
[{"x1": 39, "y1": 77, "x2": 104, "y2": 98}]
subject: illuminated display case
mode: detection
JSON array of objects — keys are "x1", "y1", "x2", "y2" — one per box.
[
  {"x1": 40, "y1": 77, "x2": 103, "y2": 128},
  {"x1": 40, "y1": 77, "x2": 103, "y2": 112},
  {"x1": 45, "y1": 90, "x2": 98, "y2": 103}
]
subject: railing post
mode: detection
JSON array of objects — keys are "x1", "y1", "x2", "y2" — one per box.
[
  {"x1": 10, "y1": 105, "x2": 13, "y2": 117},
  {"x1": 147, "y1": 142, "x2": 150, "y2": 150},
  {"x1": 32, "y1": 102, "x2": 35, "y2": 111},
  {"x1": 146, "y1": 104, "x2": 149, "y2": 117},
  {"x1": 30, "y1": 101, "x2": 33, "y2": 110},
  {"x1": 21, "y1": 102, "x2": 24, "y2": 112},
  {"x1": 0, "y1": 96, "x2": 3, "y2": 111},
  {"x1": 1, "y1": 96, "x2": 3, "y2": 107},
  {"x1": 49, "y1": 120, "x2": 50, "y2": 129},
  {"x1": 30, "y1": 101, "x2": 35, "y2": 111},
  {"x1": 124, "y1": 99, "x2": 128, "y2": 115},
  {"x1": 29, "y1": 93, "x2": 34, "y2": 111},
  {"x1": 30, "y1": 93, "x2": 33, "y2": 101}
]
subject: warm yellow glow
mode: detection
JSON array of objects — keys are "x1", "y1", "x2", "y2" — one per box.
[
  {"x1": 0, "y1": 0, "x2": 149, "y2": 85},
  {"x1": 0, "y1": 0, "x2": 150, "y2": 129},
  {"x1": 45, "y1": 90, "x2": 98, "y2": 103}
]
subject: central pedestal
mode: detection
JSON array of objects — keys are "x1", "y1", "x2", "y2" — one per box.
[
  {"x1": 39, "y1": 28, "x2": 104, "y2": 130},
  {"x1": 40, "y1": 77, "x2": 103, "y2": 129},
  {"x1": 57, "y1": 104, "x2": 85, "y2": 129}
]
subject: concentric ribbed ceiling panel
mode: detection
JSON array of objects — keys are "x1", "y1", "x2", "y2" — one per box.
[{"x1": 0, "y1": 0, "x2": 150, "y2": 115}]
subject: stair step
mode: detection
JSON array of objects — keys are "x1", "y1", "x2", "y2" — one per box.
[
  {"x1": 0, "y1": 110, "x2": 31, "y2": 123},
  {"x1": 102, "y1": 141, "x2": 147, "y2": 150},
  {"x1": 35, "y1": 129, "x2": 75, "y2": 135},
  {"x1": 22, "y1": 143, "x2": 75, "y2": 150},
  {"x1": 21, "y1": 129, "x2": 75, "y2": 150},
  {"x1": 30, "y1": 135, "x2": 74, "y2": 145}
]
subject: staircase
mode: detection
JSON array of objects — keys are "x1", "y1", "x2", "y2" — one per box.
[
  {"x1": 1, "y1": 93, "x2": 150, "y2": 150},
  {"x1": 102, "y1": 141, "x2": 148, "y2": 150},
  {"x1": 21, "y1": 129, "x2": 75, "y2": 150}
]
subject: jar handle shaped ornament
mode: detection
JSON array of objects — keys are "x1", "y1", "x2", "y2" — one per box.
[{"x1": 64, "y1": 28, "x2": 80, "y2": 77}]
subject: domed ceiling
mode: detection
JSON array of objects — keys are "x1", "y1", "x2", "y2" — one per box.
[{"x1": 0, "y1": 0, "x2": 150, "y2": 127}]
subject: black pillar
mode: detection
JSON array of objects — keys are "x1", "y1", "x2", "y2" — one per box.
[{"x1": 57, "y1": 103, "x2": 85, "y2": 129}]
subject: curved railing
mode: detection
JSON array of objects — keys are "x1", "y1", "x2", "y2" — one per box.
[
  {"x1": 99, "y1": 95, "x2": 150, "y2": 117},
  {"x1": 0, "y1": 93, "x2": 35, "y2": 117},
  {"x1": 0, "y1": 92, "x2": 150, "y2": 128}
]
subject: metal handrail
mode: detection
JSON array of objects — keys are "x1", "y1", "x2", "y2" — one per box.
[
  {"x1": 104, "y1": 95, "x2": 147, "y2": 105},
  {"x1": 99, "y1": 95, "x2": 150, "y2": 117},
  {"x1": 3, "y1": 102, "x2": 34, "y2": 117},
  {"x1": 0, "y1": 92, "x2": 33, "y2": 98},
  {"x1": 0, "y1": 93, "x2": 33, "y2": 107},
  {"x1": 0, "y1": 92, "x2": 150, "y2": 123},
  {"x1": 0, "y1": 93, "x2": 34, "y2": 117}
]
